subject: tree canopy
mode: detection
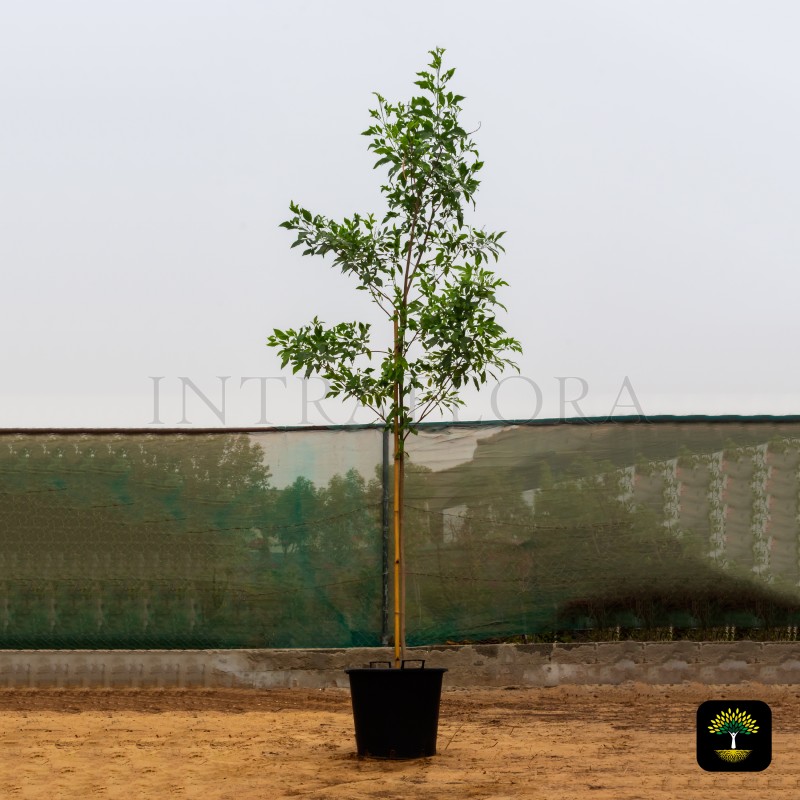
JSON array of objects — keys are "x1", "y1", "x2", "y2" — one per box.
[{"x1": 268, "y1": 47, "x2": 521, "y2": 441}]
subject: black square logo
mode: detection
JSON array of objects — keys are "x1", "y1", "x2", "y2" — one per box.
[{"x1": 697, "y1": 700, "x2": 771, "y2": 771}]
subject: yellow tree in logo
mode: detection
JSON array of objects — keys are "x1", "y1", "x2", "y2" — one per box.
[{"x1": 708, "y1": 708, "x2": 759, "y2": 763}]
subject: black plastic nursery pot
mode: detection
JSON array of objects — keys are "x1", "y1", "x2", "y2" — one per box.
[{"x1": 345, "y1": 660, "x2": 447, "y2": 759}]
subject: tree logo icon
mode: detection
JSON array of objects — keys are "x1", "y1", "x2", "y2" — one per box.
[
  {"x1": 707, "y1": 707, "x2": 758, "y2": 762},
  {"x1": 697, "y1": 700, "x2": 771, "y2": 772}
]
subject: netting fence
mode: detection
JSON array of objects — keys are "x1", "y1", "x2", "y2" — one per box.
[{"x1": 2, "y1": 417, "x2": 800, "y2": 648}]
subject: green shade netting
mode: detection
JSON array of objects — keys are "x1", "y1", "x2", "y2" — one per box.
[{"x1": 1, "y1": 419, "x2": 799, "y2": 647}]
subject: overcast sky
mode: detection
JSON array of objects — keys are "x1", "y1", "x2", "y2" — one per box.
[{"x1": 2, "y1": 1, "x2": 798, "y2": 428}]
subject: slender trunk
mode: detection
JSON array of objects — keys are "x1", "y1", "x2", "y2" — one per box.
[
  {"x1": 399, "y1": 443, "x2": 406, "y2": 654},
  {"x1": 730, "y1": 732, "x2": 738, "y2": 749},
  {"x1": 392, "y1": 316, "x2": 405, "y2": 667},
  {"x1": 393, "y1": 417, "x2": 403, "y2": 666}
]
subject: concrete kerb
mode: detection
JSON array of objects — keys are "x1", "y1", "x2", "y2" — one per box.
[{"x1": 1, "y1": 642, "x2": 799, "y2": 689}]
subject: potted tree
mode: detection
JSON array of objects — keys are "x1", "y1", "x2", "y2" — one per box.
[{"x1": 267, "y1": 48, "x2": 521, "y2": 758}]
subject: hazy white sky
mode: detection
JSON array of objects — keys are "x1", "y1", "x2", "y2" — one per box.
[{"x1": 2, "y1": 1, "x2": 798, "y2": 428}]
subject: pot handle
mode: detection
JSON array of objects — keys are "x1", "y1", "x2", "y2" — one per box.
[
  {"x1": 368, "y1": 661, "x2": 392, "y2": 669},
  {"x1": 401, "y1": 659, "x2": 426, "y2": 669}
]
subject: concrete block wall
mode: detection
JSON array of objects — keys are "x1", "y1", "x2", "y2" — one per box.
[{"x1": 1, "y1": 642, "x2": 799, "y2": 689}]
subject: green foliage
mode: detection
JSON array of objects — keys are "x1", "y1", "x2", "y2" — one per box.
[{"x1": 267, "y1": 48, "x2": 522, "y2": 442}]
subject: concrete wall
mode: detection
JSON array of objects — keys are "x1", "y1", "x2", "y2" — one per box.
[{"x1": 1, "y1": 642, "x2": 800, "y2": 689}]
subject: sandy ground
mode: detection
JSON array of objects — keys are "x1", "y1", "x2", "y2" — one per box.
[{"x1": 0, "y1": 682, "x2": 798, "y2": 799}]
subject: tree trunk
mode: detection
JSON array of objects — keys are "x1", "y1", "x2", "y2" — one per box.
[
  {"x1": 392, "y1": 316, "x2": 405, "y2": 667},
  {"x1": 730, "y1": 732, "x2": 738, "y2": 749},
  {"x1": 399, "y1": 442, "x2": 406, "y2": 655},
  {"x1": 393, "y1": 438, "x2": 405, "y2": 667}
]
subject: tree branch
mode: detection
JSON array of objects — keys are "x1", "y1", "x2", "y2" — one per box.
[
  {"x1": 405, "y1": 199, "x2": 442, "y2": 299},
  {"x1": 415, "y1": 373, "x2": 458, "y2": 423}
]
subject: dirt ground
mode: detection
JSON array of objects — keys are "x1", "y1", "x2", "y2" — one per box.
[{"x1": 0, "y1": 682, "x2": 798, "y2": 799}]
